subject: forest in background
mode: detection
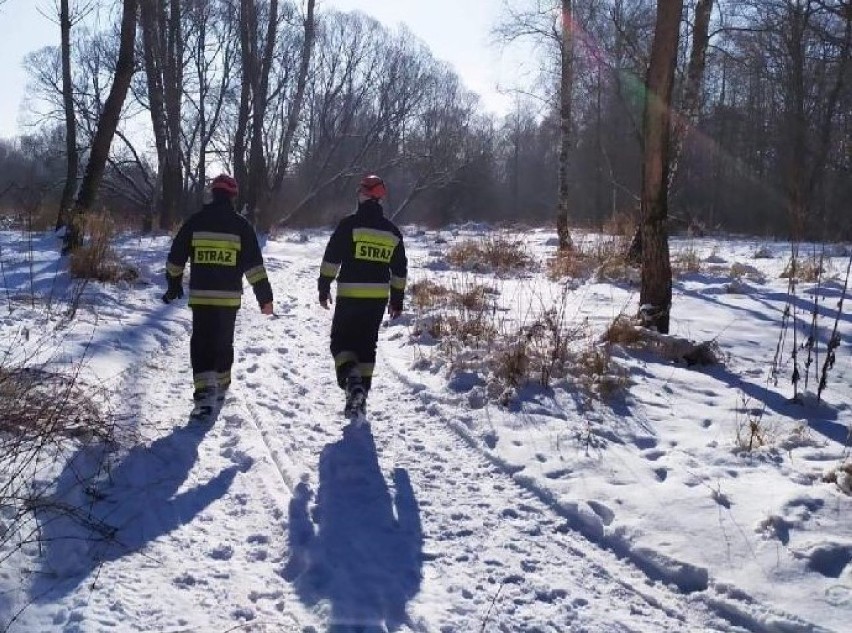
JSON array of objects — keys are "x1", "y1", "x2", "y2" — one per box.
[{"x1": 0, "y1": 0, "x2": 849, "y2": 239}]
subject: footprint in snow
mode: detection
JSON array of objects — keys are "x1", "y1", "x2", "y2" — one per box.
[{"x1": 208, "y1": 544, "x2": 233, "y2": 560}]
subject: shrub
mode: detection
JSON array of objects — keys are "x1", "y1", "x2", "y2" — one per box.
[
  {"x1": 730, "y1": 262, "x2": 766, "y2": 283},
  {"x1": 446, "y1": 235, "x2": 532, "y2": 275},
  {"x1": 68, "y1": 213, "x2": 139, "y2": 283},
  {"x1": 602, "y1": 210, "x2": 638, "y2": 239},
  {"x1": 546, "y1": 235, "x2": 635, "y2": 283},
  {"x1": 603, "y1": 314, "x2": 646, "y2": 347},
  {"x1": 409, "y1": 277, "x2": 496, "y2": 313},
  {"x1": 671, "y1": 245, "x2": 702, "y2": 275},
  {"x1": 779, "y1": 256, "x2": 824, "y2": 283},
  {"x1": 602, "y1": 313, "x2": 723, "y2": 366},
  {"x1": 0, "y1": 340, "x2": 116, "y2": 573}
]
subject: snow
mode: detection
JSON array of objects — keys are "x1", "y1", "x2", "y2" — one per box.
[{"x1": 0, "y1": 226, "x2": 850, "y2": 632}]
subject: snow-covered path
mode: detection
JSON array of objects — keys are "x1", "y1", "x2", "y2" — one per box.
[
  {"x1": 4, "y1": 230, "x2": 849, "y2": 632},
  {"x1": 232, "y1": 249, "x2": 727, "y2": 632}
]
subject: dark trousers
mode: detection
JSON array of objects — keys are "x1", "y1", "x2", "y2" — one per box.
[
  {"x1": 330, "y1": 298, "x2": 387, "y2": 393},
  {"x1": 190, "y1": 307, "x2": 238, "y2": 393}
]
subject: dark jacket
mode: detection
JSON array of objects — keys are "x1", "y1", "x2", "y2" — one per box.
[
  {"x1": 318, "y1": 200, "x2": 408, "y2": 310},
  {"x1": 166, "y1": 197, "x2": 273, "y2": 309}
]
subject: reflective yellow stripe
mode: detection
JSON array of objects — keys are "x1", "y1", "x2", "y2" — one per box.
[
  {"x1": 192, "y1": 232, "x2": 241, "y2": 249},
  {"x1": 390, "y1": 275, "x2": 406, "y2": 291},
  {"x1": 358, "y1": 363, "x2": 375, "y2": 378},
  {"x1": 334, "y1": 351, "x2": 358, "y2": 367},
  {"x1": 189, "y1": 297, "x2": 242, "y2": 307},
  {"x1": 245, "y1": 265, "x2": 268, "y2": 284},
  {"x1": 352, "y1": 228, "x2": 399, "y2": 248},
  {"x1": 166, "y1": 262, "x2": 184, "y2": 277},
  {"x1": 320, "y1": 261, "x2": 341, "y2": 277},
  {"x1": 217, "y1": 371, "x2": 231, "y2": 387},
  {"x1": 193, "y1": 371, "x2": 217, "y2": 389},
  {"x1": 192, "y1": 239, "x2": 242, "y2": 251},
  {"x1": 336, "y1": 283, "x2": 390, "y2": 299},
  {"x1": 188, "y1": 289, "x2": 242, "y2": 308}
]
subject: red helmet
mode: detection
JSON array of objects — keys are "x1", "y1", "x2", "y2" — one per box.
[
  {"x1": 358, "y1": 174, "x2": 387, "y2": 200},
  {"x1": 210, "y1": 173, "x2": 239, "y2": 197}
]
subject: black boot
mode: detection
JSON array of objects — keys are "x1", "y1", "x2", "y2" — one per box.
[{"x1": 344, "y1": 370, "x2": 366, "y2": 418}]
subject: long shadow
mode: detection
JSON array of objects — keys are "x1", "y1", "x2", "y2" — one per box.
[
  {"x1": 31, "y1": 410, "x2": 237, "y2": 602},
  {"x1": 284, "y1": 423, "x2": 423, "y2": 632},
  {"x1": 678, "y1": 281, "x2": 851, "y2": 330},
  {"x1": 807, "y1": 418, "x2": 851, "y2": 445},
  {"x1": 630, "y1": 349, "x2": 841, "y2": 424}
]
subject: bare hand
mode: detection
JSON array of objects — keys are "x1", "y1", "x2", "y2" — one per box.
[{"x1": 261, "y1": 302, "x2": 274, "y2": 315}]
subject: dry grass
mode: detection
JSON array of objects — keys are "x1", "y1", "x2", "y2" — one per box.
[
  {"x1": 780, "y1": 256, "x2": 825, "y2": 283},
  {"x1": 671, "y1": 245, "x2": 703, "y2": 276},
  {"x1": 546, "y1": 236, "x2": 636, "y2": 283},
  {"x1": 446, "y1": 235, "x2": 532, "y2": 275},
  {"x1": 602, "y1": 314, "x2": 646, "y2": 347},
  {"x1": 730, "y1": 262, "x2": 766, "y2": 282},
  {"x1": 411, "y1": 279, "x2": 631, "y2": 406},
  {"x1": 0, "y1": 343, "x2": 116, "y2": 561},
  {"x1": 602, "y1": 211, "x2": 638, "y2": 239},
  {"x1": 0, "y1": 366, "x2": 104, "y2": 441},
  {"x1": 409, "y1": 279, "x2": 454, "y2": 311},
  {"x1": 546, "y1": 251, "x2": 596, "y2": 280},
  {"x1": 409, "y1": 278, "x2": 495, "y2": 312},
  {"x1": 601, "y1": 313, "x2": 723, "y2": 367},
  {"x1": 416, "y1": 313, "x2": 498, "y2": 346},
  {"x1": 68, "y1": 213, "x2": 139, "y2": 283}
]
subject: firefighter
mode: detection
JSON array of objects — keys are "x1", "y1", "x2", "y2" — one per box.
[
  {"x1": 318, "y1": 174, "x2": 408, "y2": 417},
  {"x1": 162, "y1": 174, "x2": 273, "y2": 414}
]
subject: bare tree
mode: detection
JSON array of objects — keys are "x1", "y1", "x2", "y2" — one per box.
[
  {"x1": 270, "y1": 0, "x2": 317, "y2": 190},
  {"x1": 556, "y1": 0, "x2": 576, "y2": 251},
  {"x1": 668, "y1": 0, "x2": 715, "y2": 193},
  {"x1": 496, "y1": 0, "x2": 576, "y2": 249},
  {"x1": 65, "y1": 0, "x2": 138, "y2": 253},
  {"x1": 639, "y1": 0, "x2": 683, "y2": 333},
  {"x1": 57, "y1": 0, "x2": 78, "y2": 231},
  {"x1": 232, "y1": 0, "x2": 280, "y2": 225},
  {"x1": 140, "y1": 0, "x2": 184, "y2": 230}
]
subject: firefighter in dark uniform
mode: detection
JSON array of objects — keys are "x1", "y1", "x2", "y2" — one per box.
[
  {"x1": 162, "y1": 174, "x2": 274, "y2": 408},
  {"x1": 318, "y1": 174, "x2": 407, "y2": 416}
]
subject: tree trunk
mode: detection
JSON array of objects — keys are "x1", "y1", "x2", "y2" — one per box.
[
  {"x1": 667, "y1": 0, "x2": 713, "y2": 194},
  {"x1": 162, "y1": 0, "x2": 183, "y2": 229},
  {"x1": 272, "y1": 0, "x2": 316, "y2": 190},
  {"x1": 556, "y1": 0, "x2": 575, "y2": 252},
  {"x1": 57, "y1": 0, "x2": 78, "y2": 232},
  {"x1": 245, "y1": 0, "x2": 278, "y2": 226},
  {"x1": 639, "y1": 0, "x2": 683, "y2": 334},
  {"x1": 141, "y1": 0, "x2": 183, "y2": 231},
  {"x1": 64, "y1": 0, "x2": 138, "y2": 254},
  {"x1": 233, "y1": 0, "x2": 256, "y2": 216}
]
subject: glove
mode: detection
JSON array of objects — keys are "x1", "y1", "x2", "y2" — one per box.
[
  {"x1": 388, "y1": 300, "x2": 403, "y2": 319},
  {"x1": 161, "y1": 285, "x2": 184, "y2": 304}
]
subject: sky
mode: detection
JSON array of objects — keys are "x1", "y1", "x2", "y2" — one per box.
[
  {"x1": 1, "y1": 225, "x2": 850, "y2": 630},
  {"x1": 0, "y1": 0, "x2": 523, "y2": 141}
]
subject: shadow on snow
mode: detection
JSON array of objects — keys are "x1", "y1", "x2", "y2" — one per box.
[
  {"x1": 30, "y1": 409, "x2": 236, "y2": 603},
  {"x1": 284, "y1": 422, "x2": 423, "y2": 632}
]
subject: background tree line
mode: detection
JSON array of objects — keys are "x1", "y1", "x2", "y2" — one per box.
[{"x1": 0, "y1": 0, "x2": 848, "y2": 240}]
